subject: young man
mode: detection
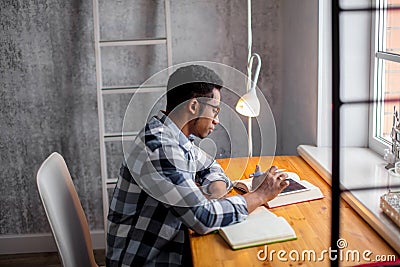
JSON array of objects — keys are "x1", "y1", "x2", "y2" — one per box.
[{"x1": 106, "y1": 65, "x2": 288, "y2": 266}]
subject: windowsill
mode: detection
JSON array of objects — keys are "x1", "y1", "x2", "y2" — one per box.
[{"x1": 297, "y1": 145, "x2": 400, "y2": 254}]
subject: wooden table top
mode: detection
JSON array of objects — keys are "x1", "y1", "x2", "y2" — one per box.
[{"x1": 189, "y1": 156, "x2": 398, "y2": 267}]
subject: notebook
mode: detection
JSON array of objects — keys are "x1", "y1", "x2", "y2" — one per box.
[{"x1": 218, "y1": 206, "x2": 297, "y2": 250}]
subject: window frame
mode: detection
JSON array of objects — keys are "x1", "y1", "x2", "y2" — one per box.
[{"x1": 369, "y1": 0, "x2": 400, "y2": 155}]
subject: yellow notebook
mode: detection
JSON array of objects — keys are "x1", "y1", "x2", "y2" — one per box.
[{"x1": 219, "y1": 207, "x2": 297, "y2": 250}]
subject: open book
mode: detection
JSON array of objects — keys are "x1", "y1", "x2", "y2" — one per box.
[
  {"x1": 219, "y1": 206, "x2": 296, "y2": 250},
  {"x1": 233, "y1": 172, "x2": 324, "y2": 208}
]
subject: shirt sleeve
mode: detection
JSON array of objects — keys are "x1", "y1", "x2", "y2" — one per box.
[
  {"x1": 131, "y1": 142, "x2": 248, "y2": 235},
  {"x1": 192, "y1": 145, "x2": 233, "y2": 195}
]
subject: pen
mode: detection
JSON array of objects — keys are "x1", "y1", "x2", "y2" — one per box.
[{"x1": 249, "y1": 168, "x2": 286, "y2": 177}]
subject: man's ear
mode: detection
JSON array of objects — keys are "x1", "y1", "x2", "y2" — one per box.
[{"x1": 188, "y1": 98, "x2": 199, "y2": 115}]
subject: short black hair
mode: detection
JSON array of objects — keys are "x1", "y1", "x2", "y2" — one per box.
[{"x1": 166, "y1": 65, "x2": 223, "y2": 112}]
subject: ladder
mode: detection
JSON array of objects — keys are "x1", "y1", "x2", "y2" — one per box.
[{"x1": 92, "y1": 0, "x2": 173, "y2": 231}]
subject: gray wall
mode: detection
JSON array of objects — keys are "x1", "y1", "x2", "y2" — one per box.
[
  {"x1": 0, "y1": 0, "x2": 318, "y2": 243},
  {"x1": 0, "y1": 1, "x2": 103, "y2": 235}
]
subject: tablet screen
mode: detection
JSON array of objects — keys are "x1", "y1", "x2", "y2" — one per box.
[{"x1": 279, "y1": 178, "x2": 310, "y2": 195}]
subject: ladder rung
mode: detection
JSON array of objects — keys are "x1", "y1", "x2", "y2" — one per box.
[
  {"x1": 104, "y1": 131, "x2": 139, "y2": 137},
  {"x1": 104, "y1": 132, "x2": 138, "y2": 142},
  {"x1": 100, "y1": 38, "x2": 167, "y2": 47},
  {"x1": 102, "y1": 85, "x2": 165, "y2": 89},
  {"x1": 106, "y1": 178, "x2": 118, "y2": 185},
  {"x1": 101, "y1": 85, "x2": 166, "y2": 94}
]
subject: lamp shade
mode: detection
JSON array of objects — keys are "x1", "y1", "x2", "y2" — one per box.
[{"x1": 235, "y1": 88, "x2": 260, "y2": 117}]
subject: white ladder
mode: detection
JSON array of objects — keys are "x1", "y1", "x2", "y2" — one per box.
[{"x1": 92, "y1": 0, "x2": 173, "y2": 232}]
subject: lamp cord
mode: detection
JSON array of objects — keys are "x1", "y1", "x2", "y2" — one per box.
[
  {"x1": 247, "y1": 0, "x2": 253, "y2": 157},
  {"x1": 247, "y1": 0, "x2": 252, "y2": 93}
]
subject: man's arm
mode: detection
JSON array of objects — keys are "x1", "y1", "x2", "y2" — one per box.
[
  {"x1": 201, "y1": 164, "x2": 289, "y2": 211},
  {"x1": 134, "y1": 141, "x2": 287, "y2": 235},
  {"x1": 173, "y1": 166, "x2": 288, "y2": 234},
  {"x1": 207, "y1": 180, "x2": 229, "y2": 198},
  {"x1": 195, "y1": 160, "x2": 232, "y2": 199},
  {"x1": 134, "y1": 144, "x2": 248, "y2": 234},
  {"x1": 193, "y1": 147, "x2": 232, "y2": 199}
]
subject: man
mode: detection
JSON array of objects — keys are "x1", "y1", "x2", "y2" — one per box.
[{"x1": 106, "y1": 65, "x2": 288, "y2": 266}]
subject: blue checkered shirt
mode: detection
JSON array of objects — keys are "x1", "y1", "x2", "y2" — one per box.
[{"x1": 106, "y1": 111, "x2": 248, "y2": 267}]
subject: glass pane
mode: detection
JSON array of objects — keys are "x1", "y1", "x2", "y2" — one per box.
[
  {"x1": 378, "y1": 60, "x2": 400, "y2": 143},
  {"x1": 376, "y1": 0, "x2": 400, "y2": 143},
  {"x1": 383, "y1": 0, "x2": 400, "y2": 55}
]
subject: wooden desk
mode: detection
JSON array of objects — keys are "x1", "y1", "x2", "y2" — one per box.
[{"x1": 189, "y1": 156, "x2": 398, "y2": 266}]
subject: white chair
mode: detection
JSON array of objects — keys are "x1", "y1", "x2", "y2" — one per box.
[{"x1": 36, "y1": 152, "x2": 99, "y2": 267}]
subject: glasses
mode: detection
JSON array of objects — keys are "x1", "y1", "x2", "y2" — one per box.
[{"x1": 197, "y1": 99, "x2": 220, "y2": 118}]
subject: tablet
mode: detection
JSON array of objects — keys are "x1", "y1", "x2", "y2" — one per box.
[{"x1": 279, "y1": 178, "x2": 310, "y2": 196}]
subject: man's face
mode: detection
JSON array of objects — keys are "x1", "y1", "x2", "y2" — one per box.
[{"x1": 191, "y1": 88, "x2": 221, "y2": 139}]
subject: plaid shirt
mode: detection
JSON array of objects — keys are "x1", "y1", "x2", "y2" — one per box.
[{"x1": 106, "y1": 111, "x2": 248, "y2": 267}]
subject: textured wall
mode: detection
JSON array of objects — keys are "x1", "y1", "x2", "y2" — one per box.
[
  {"x1": 0, "y1": 0, "x2": 316, "y2": 238},
  {"x1": 0, "y1": 0, "x2": 102, "y2": 234}
]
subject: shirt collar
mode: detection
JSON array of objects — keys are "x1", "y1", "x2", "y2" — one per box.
[{"x1": 157, "y1": 111, "x2": 194, "y2": 152}]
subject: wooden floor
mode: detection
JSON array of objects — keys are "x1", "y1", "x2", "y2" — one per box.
[{"x1": 0, "y1": 249, "x2": 106, "y2": 267}]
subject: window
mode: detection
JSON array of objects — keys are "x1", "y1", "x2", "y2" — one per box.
[{"x1": 371, "y1": 0, "x2": 400, "y2": 153}]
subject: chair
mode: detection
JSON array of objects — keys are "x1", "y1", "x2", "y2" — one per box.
[{"x1": 36, "y1": 152, "x2": 98, "y2": 267}]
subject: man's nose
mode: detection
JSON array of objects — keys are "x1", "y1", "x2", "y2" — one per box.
[{"x1": 213, "y1": 114, "x2": 219, "y2": 124}]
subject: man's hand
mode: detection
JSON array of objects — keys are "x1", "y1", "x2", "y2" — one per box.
[{"x1": 243, "y1": 166, "x2": 289, "y2": 213}]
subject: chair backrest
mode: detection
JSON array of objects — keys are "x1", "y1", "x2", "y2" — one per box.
[{"x1": 36, "y1": 152, "x2": 98, "y2": 267}]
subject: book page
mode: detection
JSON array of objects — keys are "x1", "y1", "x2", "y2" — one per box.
[
  {"x1": 286, "y1": 172, "x2": 300, "y2": 181},
  {"x1": 219, "y1": 207, "x2": 296, "y2": 249},
  {"x1": 233, "y1": 178, "x2": 252, "y2": 192}
]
